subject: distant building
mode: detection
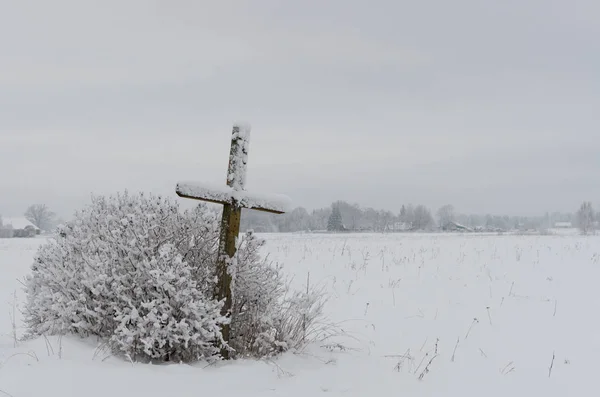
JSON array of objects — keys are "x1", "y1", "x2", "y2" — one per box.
[
  {"x1": 390, "y1": 222, "x2": 412, "y2": 232},
  {"x1": 442, "y1": 221, "x2": 473, "y2": 232},
  {"x1": 0, "y1": 217, "x2": 40, "y2": 238}
]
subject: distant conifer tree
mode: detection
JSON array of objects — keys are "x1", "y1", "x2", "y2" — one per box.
[{"x1": 327, "y1": 204, "x2": 344, "y2": 231}]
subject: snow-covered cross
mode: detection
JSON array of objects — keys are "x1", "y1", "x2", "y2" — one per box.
[{"x1": 175, "y1": 123, "x2": 291, "y2": 358}]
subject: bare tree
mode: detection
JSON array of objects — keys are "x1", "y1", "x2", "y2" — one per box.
[
  {"x1": 378, "y1": 210, "x2": 395, "y2": 232},
  {"x1": 402, "y1": 204, "x2": 416, "y2": 229},
  {"x1": 577, "y1": 201, "x2": 595, "y2": 235},
  {"x1": 24, "y1": 204, "x2": 56, "y2": 231},
  {"x1": 413, "y1": 205, "x2": 434, "y2": 231},
  {"x1": 309, "y1": 208, "x2": 331, "y2": 231},
  {"x1": 436, "y1": 204, "x2": 455, "y2": 229}
]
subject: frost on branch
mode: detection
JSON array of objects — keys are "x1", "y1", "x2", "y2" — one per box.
[{"x1": 23, "y1": 191, "x2": 326, "y2": 362}]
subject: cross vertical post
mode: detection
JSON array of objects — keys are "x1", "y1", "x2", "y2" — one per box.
[
  {"x1": 215, "y1": 125, "x2": 248, "y2": 359},
  {"x1": 175, "y1": 123, "x2": 291, "y2": 359}
]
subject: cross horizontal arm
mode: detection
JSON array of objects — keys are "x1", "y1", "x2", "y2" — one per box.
[
  {"x1": 176, "y1": 182, "x2": 292, "y2": 214},
  {"x1": 176, "y1": 182, "x2": 235, "y2": 206}
]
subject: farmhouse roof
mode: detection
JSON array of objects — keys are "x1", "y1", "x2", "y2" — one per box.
[{"x1": 2, "y1": 217, "x2": 40, "y2": 230}]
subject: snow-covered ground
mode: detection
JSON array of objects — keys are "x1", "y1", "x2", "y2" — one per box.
[{"x1": 1, "y1": 233, "x2": 599, "y2": 396}]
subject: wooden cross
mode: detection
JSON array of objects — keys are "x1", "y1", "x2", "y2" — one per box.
[{"x1": 175, "y1": 123, "x2": 291, "y2": 359}]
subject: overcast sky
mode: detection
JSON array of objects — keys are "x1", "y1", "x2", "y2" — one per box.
[{"x1": 1, "y1": 0, "x2": 599, "y2": 218}]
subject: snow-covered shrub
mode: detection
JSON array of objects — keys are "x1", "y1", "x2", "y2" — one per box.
[
  {"x1": 23, "y1": 191, "x2": 328, "y2": 362},
  {"x1": 23, "y1": 192, "x2": 225, "y2": 362},
  {"x1": 230, "y1": 231, "x2": 329, "y2": 358},
  {"x1": 109, "y1": 243, "x2": 226, "y2": 362},
  {"x1": 229, "y1": 231, "x2": 287, "y2": 356}
]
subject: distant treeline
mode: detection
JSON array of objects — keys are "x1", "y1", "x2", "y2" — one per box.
[{"x1": 240, "y1": 200, "x2": 586, "y2": 233}]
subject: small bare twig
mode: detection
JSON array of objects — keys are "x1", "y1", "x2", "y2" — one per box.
[
  {"x1": 92, "y1": 342, "x2": 111, "y2": 361},
  {"x1": 414, "y1": 338, "x2": 440, "y2": 380},
  {"x1": 1, "y1": 351, "x2": 39, "y2": 367},
  {"x1": 43, "y1": 334, "x2": 55, "y2": 356},
  {"x1": 419, "y1": 337, "x2": 428, "y2": 352},
  {"x1": 418, "y1": 354, "x2": 438, "y2": 381},
  {"x1": 500, "y1": 361, "x2": 515, "y2": 375},
  {"x1": 414, "y1": 353, "x2": 429, "y2": 375},
  {"x1": 486, "y1": 307, "x2": 493, "y2": 326},
  {"x1": 405, "y1": 308, "x2": 425, "y2": 319},
  {"x1": 451, "y1": 337, "x2": 460, "y2": 362},
  {"x1": 390, "y1": 348, "x2": 413, "y2": 372},
  {"x1": 125, "y1": 353, "x2": 135, "y2": 367},
  {"x1": 58, "y1": 334, "x2": 64, "y2": 359},
  {"x1": 302, "y1": 272, "x2": 310, "y2": 344},
  {"x1": 9, "y1": 290, "x2": 18, "y2": 348},
  {"x1": 268, "y1": 359, "x2": 295, "y2": 378},
  {"x1": 548, "y1": 351, "x2": 556, "y2": 378},
  {"x1": 465, "y1": 318, "x2": 479, "y2": 340},
  {"x1": 553, "y1": 300, "x2": 558, "y2": 317}
]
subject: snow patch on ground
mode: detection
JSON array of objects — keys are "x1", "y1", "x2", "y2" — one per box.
[{"x1": 1, "y1": 233, "x2": 599, "y2": 396}]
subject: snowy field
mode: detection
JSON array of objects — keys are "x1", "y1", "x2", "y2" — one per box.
[{"x1": 1, "y1": 232, "x2": 599, "y2": 396}]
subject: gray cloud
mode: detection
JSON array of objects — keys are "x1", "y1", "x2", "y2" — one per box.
[{"x1": 1, "y1": 0, "x2": 599, "y2": 218}]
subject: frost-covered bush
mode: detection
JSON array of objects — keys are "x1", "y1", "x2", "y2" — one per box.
[
  {"x1": 229, "y1": 231, "x2": 288, "y2": 356},
  {"x1": 24, "y1": 191, "x2": 327, "y2": 362},
  {"x1": 230, "y1": 232, "x2": 328, "y2": 357},
  {"x1": 109, "y1": 243, "x2": 226, "y2": 362},
  {"x1": 24, "y1": 192, "x2": 226, "y2": 361}
]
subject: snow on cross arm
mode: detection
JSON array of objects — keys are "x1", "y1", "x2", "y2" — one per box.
[{"x1": 176, "y1": 181, "x2": 293, "y2": 214}]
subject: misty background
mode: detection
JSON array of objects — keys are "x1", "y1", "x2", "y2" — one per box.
[{"x1": 1, "y1": 0, "x2": 599, "y2": 221}]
